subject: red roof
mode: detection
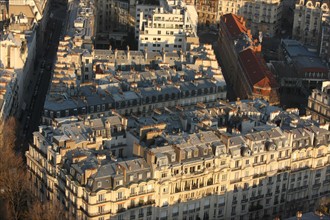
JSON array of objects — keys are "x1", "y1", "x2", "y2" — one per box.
[
  {"x1": 238, "y1": 48, "x2": 278, "y2": 89},
  {"x1": 221, "y1": 13, "x2": 248, "y2": 39}
]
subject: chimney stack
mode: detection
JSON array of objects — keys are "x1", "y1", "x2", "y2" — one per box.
[
  {"x1": 144, "y1": 47, "x2": 148, "y2": 60},
  {"x1": 127, "y1": 45, "x2": 130, "y2": 60},
  {"x1": 162, "y1": 47, "x2": 166, "y2": 62},
  {"x1": 114, "y1": 48, "x2": 118, "y2": 59}
]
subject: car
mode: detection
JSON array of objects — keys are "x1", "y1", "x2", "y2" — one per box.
[
  {"x1": 41, "y1": 60, "x2": 46, "y2": 69},
  {"x1": 46, "y1": 63, "x2": 52, "y2": 71}
]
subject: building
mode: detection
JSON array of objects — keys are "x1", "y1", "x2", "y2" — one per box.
[
  {"x1": 222, "y1": 0, "x2": 282, "y2": 36},
  {"x1": 0, "y1": 13, "x2": 37, "y2": 113},
  {"x1": 292, "y1": 0, "x2": 329, "y2": 48},
  {"x1": 134, "y1": 0, "x2": 159, "y2": 40},
  {"x1": 0, "y1": 70, "x2": 18, "y2": 120},
  {"x1": 43, "y1": 39, "x2": 226, "y2": 124},
  {"x1": 27, "y1": 101, "x2": 330, "y2": 220},
  {"x1": 9, "y1": 0, "x2": 50, "y2": 53},
  {"x1": 136, "y1": 0, "x2": 198, "y2": 52},
  {"x1": 195, "y1": 0, "x2": 219, "y2": 27},
  {"x1": 218, "y1": 13, "x2": 279, "y2": 105},
  {"x1": 94, "y1": 0, "x2": 133, "y2": 48},
  {"x1": 320, "y1": 16, "x2": 330, "y2": 65},
  {"x1": 306, "y1": 81, "x2": 330, "y2": 125},
  {"x1": 270, "y1": 39, "x2": 329, "y2": 93}
]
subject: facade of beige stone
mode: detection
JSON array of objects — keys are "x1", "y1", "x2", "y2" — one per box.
[
  {"x1": 292, "y1": 0, "x2": 329, "y2": 48},
  {"x1": 26, "y1": 114, "x2": 330, "y2": 220}
]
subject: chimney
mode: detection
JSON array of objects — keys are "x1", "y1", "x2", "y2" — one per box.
[
  {"x1": 144, "y1": 47, "x2": 148, "y2": 60},
  {"x1": 109, "y1": 45, "x2": 112, "y2": 52},
  {"x1": 180, "y1": 49, "x2": 184, "y2": 62},
  {"x1": 127, "y1": 45, "x2": 130, "y2": 60},
  {"x1": 114, "y1": 48, "x2": 118, "y2": 59},
  {"x1": 162, "y1": 47, "x2": 166, "y2": 62}
]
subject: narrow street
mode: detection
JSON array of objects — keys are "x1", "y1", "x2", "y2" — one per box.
[
  {"x1": 198, "y1": 28, "x2": 237, "y2": 101},
  {"x1": 19, "y1": 2, "x2": 67, "y2": 151}
]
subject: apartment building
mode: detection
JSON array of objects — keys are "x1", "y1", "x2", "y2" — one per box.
[
  {"x1": 306, "y1": 81, "x2": 330, "y2": 125},
  {"x1": 43, "y1": 40, "x2": 226, "y2": 124},
  {"x1": 135, "y1": 1, "x2": 159, "y2": 39},
  {"x1": 292, "y1": 0, "x2": 329, "y2": 48},
  {"x1": 270, "y1": 39, "x2": 328, "y2": 93},
  {"x1": 136, "y1": 0, "x2": 198, "y2": 52},
  {"x1": 219, "y1": 0, "x2": 282, "y2": 36},
  {"x1": 320, "y1": 16, "x2": 330, "y2": 65},
  {"x1": 27, "y1": 103, "x2": 330, "y2": 220},
  {"x1": 0, "y1": 70, "x2": 18, "y2": 120},
  {"x1": 9, "y1": 0, "x2": 50, "y2": 51},
  {"x1": 218, "y1": 13, "x2": 279, "y2": 105},
  {"x1": 196, "y1": 0, "x2": 218, "y2": 26},
  {"x1": 94, "y1": 0, "x2": 132, "y2": 47},
  {"x1": 0, "y1": 13, "x2": 37, "y2": 113}
]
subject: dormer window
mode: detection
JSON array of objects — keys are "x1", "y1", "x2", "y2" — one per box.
[
  {"x1": 171, "y1": 155, "x2": 175, "y2": 162},
  {"x1": 187, "y1": 151, "x2": 192, "y2": 159},
  {"x1": 204, "y1": 149, "x2": 208, "y2": 155},
  {"x1": 98, "y1": 181, "x2": 102, "y2": 188},
  {"x1": 194, "y1": 150, "x2": 198, "y2": 157}
]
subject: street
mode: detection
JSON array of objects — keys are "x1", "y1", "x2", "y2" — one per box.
[
  {"x1": 19, "y1": 2, "x2": 67, "y2": 151},
  {"x1": 198, "y1": 28, "x2": 237, "y2": 101}
]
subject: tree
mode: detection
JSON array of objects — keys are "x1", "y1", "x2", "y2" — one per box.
[
  {"x1": 24, "y1": 199, "x2": 66, "y2": 220},
  {"x1": 0, "y1": 117, "x2": 29, "y2": 220}
]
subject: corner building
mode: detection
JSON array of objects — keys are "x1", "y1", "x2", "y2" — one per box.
[{"x1": 26, "y1": 112, "x2": 330, "y2": 220}]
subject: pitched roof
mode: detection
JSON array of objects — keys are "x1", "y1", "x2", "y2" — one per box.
[
  {"x1": 221, "y1": 13, "x2": 248, "y2": 39},
  {"x1": 238, "y1": 48, "x2": 278, "y2": 89}
]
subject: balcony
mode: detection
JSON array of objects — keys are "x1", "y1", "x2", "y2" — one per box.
[
  {"x1": 116, "y1": 196, "x2": 127, "y2": 202},
  {"x1": 139, "y1": 213, "x2": 144, "y2": 218},
  {"x1": 147, "y1": 211, "x2": 152, "y2": 216},
  {"x1": 253, "y1": 172, "x2": 267, "y2": 178},
  {"x1": 312, "y1": 194, "x2": 319, "y2": 199},
  {"x1": 241, "y1": 198, "x2": 248, "y2": 203},
  {"x1": 230, "y1": 178, "x2": 242, "y2": 184},
  {"x1": 232, "y1": 166, "x2": 242, "y2": 171},
  {"x1": 117, "y1": 208, "x2": 126, "y2": 213},
  {"x1": 313, "y1": 183, "x2": 321, "y2": 188},
  {"x1": 249, "y1": 204, "x2": 263, "y2": 212},
  {"x1": 266, "y1": 193, "x2": 273, "y2": 197}
]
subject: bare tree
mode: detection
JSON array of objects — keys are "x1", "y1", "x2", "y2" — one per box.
[
  {"x1": 24, "y1": 198, "x2": 66, "y2": 220},
  {"x1": 0, "y1": 117, "x2": 29, "y2": 220}
]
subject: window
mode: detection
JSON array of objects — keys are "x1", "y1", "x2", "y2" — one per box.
[
  {"x1": 118, "y1": 192, "x2": 123, "y2": 200},
  {"x1": 98, "y1": 205, "x2": 105, "y2": 213},
  {"x1": 98, "y1": 194, "x2": 105, "y2": 202},
  {"x1": 246, "y1": 160, "x2": 249, "y2": 165}
]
